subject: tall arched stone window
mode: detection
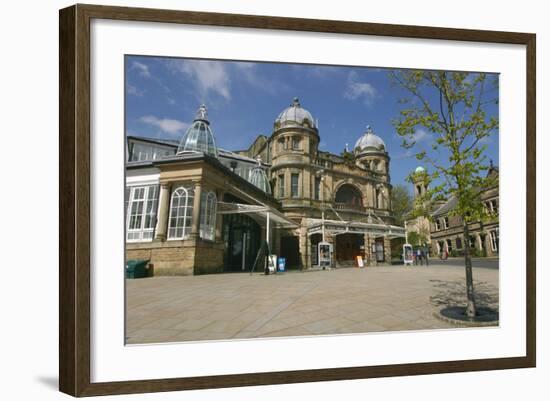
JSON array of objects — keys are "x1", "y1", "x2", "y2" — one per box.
[
  {"x1": 200, "y1": 191, "x2": 217, "y2": 240},
  {"x1": 167, "y1": 186, "x2": 194, "y2": 240},
  {"x1": 335, "y1": 184, "x2": 363, "y2": 210}
]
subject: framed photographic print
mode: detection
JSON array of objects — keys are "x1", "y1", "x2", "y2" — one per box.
[{"x1": 59, "y1": 4, "x2": 536, "y2": 397}]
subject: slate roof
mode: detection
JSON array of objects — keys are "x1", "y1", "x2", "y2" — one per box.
[{"x1": 431, "y1": 196, "x2": 458, "y2": 217}]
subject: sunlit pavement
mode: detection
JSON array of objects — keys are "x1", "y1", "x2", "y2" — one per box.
[{"x1": 126, "y1": 262, "x2": 499, "y2": 344}]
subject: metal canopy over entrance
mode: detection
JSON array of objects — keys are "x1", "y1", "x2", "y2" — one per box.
[
  {"x1": 218, "y1": 201, "x2": 299, "y2": 273},
  {"x1": 305, "y1": 218, "x2": 406, "y2": 239},
  {"x1": 217, "y1": 202, "x2": 298, "y2": 229}
]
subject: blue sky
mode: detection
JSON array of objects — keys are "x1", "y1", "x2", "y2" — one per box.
[{"x1": 125, "y1": 55, "x2": 499, "y2": 192}]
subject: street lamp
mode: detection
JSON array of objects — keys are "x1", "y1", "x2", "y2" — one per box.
[{"x1": 315, "y1": 168, "x2": 326, "y2": 242}]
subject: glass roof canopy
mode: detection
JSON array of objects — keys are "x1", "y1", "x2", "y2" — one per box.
[
  {"x1": 177, "y1": 104, "x2": 218, "y2": 157},
  {"x1": 248, "y1": 156, "x2": 272, "y2": 194},
  {"x1": 176, "y1": 104, "x2": 275, "y2": 196}
]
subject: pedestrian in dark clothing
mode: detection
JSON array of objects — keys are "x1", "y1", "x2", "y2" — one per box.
[{"x1": 424, "y1": 247, "x2": 429, "y2": 266}]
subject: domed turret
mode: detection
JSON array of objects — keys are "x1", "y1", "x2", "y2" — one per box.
[
  {"x1": 248, "y1": 156, "x2": 271, "y2": 194},
  {"x1": 177, "y1": 104, "x2": 218, "y2": 157},
  {"x1": 275, "y1": 97, "x2": 316, "y2": 129},
  {"x1": 414, "y1": 166, "x2": 426, "y2": 174},
  {"x1": 354, "y1": 126, "x2": 386, "y2": 155}
]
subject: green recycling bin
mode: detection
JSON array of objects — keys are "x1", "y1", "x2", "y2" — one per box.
[{"x1": 126, "y1": 259, "x2": 150, "y2": 279}]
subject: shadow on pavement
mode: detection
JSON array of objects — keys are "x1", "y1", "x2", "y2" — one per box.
[{"x1": 430, "y1": 279, "x2": 499, "y2": 310}]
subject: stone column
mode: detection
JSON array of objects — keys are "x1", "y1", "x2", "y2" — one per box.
[
  {"x1": 303, "y1": 169, "x2": 311, "y2": 199},
  {"x1": 190, "y1": 182, "x2": 202, "y2": 239},
  {"x1": 215, "y1": 191, "x2": 224, "y2": 241},
  {"x1": 364, "y1": 233, "x2": 372, "y2": 266},
  {"x1": 384, "y1": 237, "x2": 392, "y2": 264},
  {"x1": 299, "y1": 222, "x2": 308, "y2": 269},
  {"x1": 154, "y1": 182, "x2": 171, "y2": 241}
]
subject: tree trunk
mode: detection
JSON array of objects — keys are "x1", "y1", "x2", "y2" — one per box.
[{"x1": 463, "y1": 220, "x2": 477, "y2": 317}]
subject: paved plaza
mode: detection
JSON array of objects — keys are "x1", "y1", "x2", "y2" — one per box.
[{"x1": 126, "y1": 262, "x2": 499, "y2": 344}]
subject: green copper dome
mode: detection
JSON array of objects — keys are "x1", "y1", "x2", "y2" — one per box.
[{"x1": 415, "y1": 166, "x2": 426, "y2": 173}]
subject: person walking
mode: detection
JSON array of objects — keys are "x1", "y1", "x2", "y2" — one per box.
[
  {"x1": 416, "y1": 248, "x2": 422, "y2": 266},
  {"x1": 425, "y1": 247, "x2": 429, "y2": 266}
]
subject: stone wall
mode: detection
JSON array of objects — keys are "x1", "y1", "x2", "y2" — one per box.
[{"x1": 126, "y1": 239, "x2": 224, "y2": 276}]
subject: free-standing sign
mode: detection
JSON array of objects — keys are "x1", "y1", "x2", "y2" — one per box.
[
  {"x1": 318, "y1": 242, "x2": 332, "y2": 268},
  {"x1": 267, "y1": 254, "x2": 277, "y2": 273},
  {"x1": 356, "y1": 255, "x2": 364, "y2": 268},
  {"x1": 403, "y1": 244, "x2": 414, "y2": 265},
  {"x1": 277, "y1": 257, "x2": 286, "y2": 272}
]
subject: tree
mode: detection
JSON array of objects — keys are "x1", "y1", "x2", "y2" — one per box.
[
  {"x1": 390, "y1": 70, "x2": 498, "y2": 318},
  {"x1": 408, "y1": 231, "x2": 428, "y2": 247},
  {"x1": 391, "y1": 184, "x2": 413, "y2": 225}
]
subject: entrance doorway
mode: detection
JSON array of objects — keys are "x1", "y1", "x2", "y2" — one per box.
[
  {"x1": 222, "y1": 213, "x2": 261, "y2": 272},
  {"x1": 374, "y1": 237, "x2": 385, "y2": 262},
  {"x1": 336, "y1": 233, "x2": 363, "y2": 265},
  {"x1": 310, "y1": 233, "x2": 322, "y2": 267},
  {"x1": 280, "y1": 236, "x2": 300, "y2": 268}
]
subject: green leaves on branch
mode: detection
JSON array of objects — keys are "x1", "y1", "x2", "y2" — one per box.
[{"x1": 390, "y1": 69, "x2": 498, "y2": 222}]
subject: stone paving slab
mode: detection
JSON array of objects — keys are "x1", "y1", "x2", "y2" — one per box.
[{"x1": 126, "y1": 264, "x2": 499, "y2": 344}]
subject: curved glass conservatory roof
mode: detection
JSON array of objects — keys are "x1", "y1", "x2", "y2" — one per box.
[
  {"x1": 177, "y1": 104, "x2": 218, "y2": 157},
  {"x1": 248, "y1": 157, "x2": 272, "y2": 194}
]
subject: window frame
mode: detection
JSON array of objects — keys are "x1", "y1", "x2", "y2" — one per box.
[
  {"x1": 292, "y1": 136, "x2": 301, "y2": 151},
  {"x1": 455, "y1": 236, "x2": 463, "y2": 250},
  {"x1": 290, "y1": 173, "x2": 300, "y2": 198},
  {"x1": 278, "y1": 174, "x2": 285, "y2": 198},
  {"x1": 167, "y1": 186, "x2": 194, "y2": 240},
  {"x1": 200, "y1": 191, "x2": 217, "y2": 241},
  {"x1": 490, "y1": 230, "x2": 499, "y2": 252},
  {"x1": 314, "y1": 176, "x2": 321, "y2": 200},
  {"x1": 126, "y1": 184, "x2": 159, "y2": 242}
]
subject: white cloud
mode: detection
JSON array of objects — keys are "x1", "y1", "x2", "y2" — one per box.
[
  {"x1": 344, "y1": 71, "x2": 378, "y2": 105},
  {"x1": 126, "y1": 83, "x2": 144, "y2": 97},
  {"x1": 396, "y1": 149, "x2": 415, "y2": 160},
  {"x1": 140, "y1": 115, "x2": 188, "y2": 136},
  {"x1": 411, "y1": 128, "x2": 433, "y2": 142},
  {"x1": 131, "y1": 61, "x2": 151, "y2": 78},
  {"x1": 235, "y1": 62, "x2": 291, "y2": 95},
  {"x1": 166, "y1": 59, "x2": 231, "y2": 101}
]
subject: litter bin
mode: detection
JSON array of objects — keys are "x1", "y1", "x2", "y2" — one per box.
[{"x1": 126, "y1": 259, "x2": 149, "y2": 279}]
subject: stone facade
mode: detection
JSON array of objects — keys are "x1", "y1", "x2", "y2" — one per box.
[
  {"x1": 125, "y1": 100, "x2": 404, "y2": 276},
  {"x1": 241, "y1": 99, "x2": 397, "y2": 267},
  {"x1": 405, "y1": 165, "x2": 499, "y2": 258},
  {"x1": 126, "y1": 154, "x2": 279, "y2": 275}
]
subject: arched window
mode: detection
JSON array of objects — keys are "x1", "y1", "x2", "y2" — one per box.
[
  {"x1": 167, "y1": 186, "x2": 194, "y2": 239},
  {"x1": 200, "y1": 191, "x2": 217, "y2": 240},
  {"x1": 335, "y1": 184, "x2": 363, "y2": 210}
]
